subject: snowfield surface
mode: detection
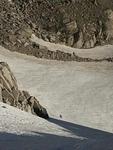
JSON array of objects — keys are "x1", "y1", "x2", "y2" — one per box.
[
  {"x1": 0, "y1": 46, "x2": 113, "y2": 149},
  {"x1": 31, "y1": 34, "x2": 113, "y2": 59}
]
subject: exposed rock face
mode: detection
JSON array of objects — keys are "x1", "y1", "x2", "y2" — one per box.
[
  {"x1": 105, "y1": 9, "x2": 113, "y2": 43},
  {"x1": 12, "y1": 0, "x2": 113, "y2": 48},
  {"x1": 0, "y1": 0, "x2": 113, "y2": 51},
  {"x1": 0, "y1": 62, "x2": 49, "y2": 119},
  {"x1": 0, "y1": 0, "x2": 113, "y2": 61}
]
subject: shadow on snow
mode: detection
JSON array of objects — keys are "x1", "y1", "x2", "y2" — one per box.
[{"x1": 0, "y1": 118, "x2": 113, "y2": 150}]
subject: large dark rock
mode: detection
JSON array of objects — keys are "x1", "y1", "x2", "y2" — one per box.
[{"x1": 0, "y1": 62, "x2": 49, "y2": 119}]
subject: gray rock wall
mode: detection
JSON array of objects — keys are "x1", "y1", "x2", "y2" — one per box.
[{"x1": 0, "y1": 62, "x2": 49, "y2": 119}]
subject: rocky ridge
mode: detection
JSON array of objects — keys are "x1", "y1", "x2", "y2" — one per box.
[{"x1": 0, "y1": 62, "x2": 49, "y2": 119}]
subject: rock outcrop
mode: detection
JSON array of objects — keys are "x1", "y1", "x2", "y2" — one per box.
[
  {"x1": 0, "y1": 62, "x2": 49, "y2": 119},
  {"x1": 105, "y1": 9, "x2": 113, "y2": 43},
  {"x1": 12, "y1": 0, "x2": 113, "y2": 48},
  {"x1": 0, "y1": 0, "x2": 113, "y2": 51}
]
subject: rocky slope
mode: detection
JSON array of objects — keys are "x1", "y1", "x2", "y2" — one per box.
[
  {"x1": 0, "y1": 62, "x2": 49, "y2": 119},
  {"x1": 12, "y1": 0, "x2": 113, "y2": 47},
  {"x1": 0, "y1": 0, "x2": 113, "y2": 60}
]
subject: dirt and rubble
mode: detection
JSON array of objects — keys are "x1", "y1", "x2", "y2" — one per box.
[{"x1": 0, "y1": 0, "x2": 113, "y2": 61}]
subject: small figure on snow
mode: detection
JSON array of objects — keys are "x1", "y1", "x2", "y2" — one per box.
[{"x1": 59, "y1": 114, "x2": 62, "y2": 118}]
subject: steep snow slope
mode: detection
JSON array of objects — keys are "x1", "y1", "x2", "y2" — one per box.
[
  {"x1": 0, "y1": 102, "x2": 113, "y2": 150},
  {"x1": 0, "y1": 46, "x2": 113, "y2": 149}
]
